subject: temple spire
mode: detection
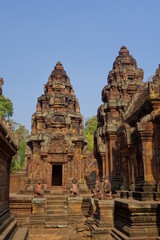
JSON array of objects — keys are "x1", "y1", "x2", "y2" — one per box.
[
  {"x1": 119, "y1": 45, "x2": 129, "y2": 56},
  {"x1": 54, "y1": 61, "x2": 64, "y2": 70},
  {"x1": 50, "y1": 61, "x2": 69, "y2": 82}
]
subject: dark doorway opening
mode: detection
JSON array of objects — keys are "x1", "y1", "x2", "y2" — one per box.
[{"x1": 52, "y1": 164, "x2": 62, "y2": 186}]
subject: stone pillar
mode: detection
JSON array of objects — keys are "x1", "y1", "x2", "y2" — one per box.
[
  {"x1": 129, "y1": 145, "x2": 136, "y2": 191},
  {"x1": 73, "y1": 141, "x2": 83, "y2": 180},
  {"x1": 90, "y1": 198, "x2": 114, "y2": 235},
  {"x1": 46, "y1": 161, "x2": 52, "y2": 188},
  {"x1": 108, "y1": 134, "x2": 116, "y2": 176},
  {"x1": 101, "y1": 154, "x2": 106, "y2": 180},
  {"x1": 140, "y1": 131, "x2": 156, "y2": 191},
  {"x1": 37, "y1": 119, "x2": 44, "y2": 131},
  {"x1": 68, "y1": 196, "x2": 84, "y2": 223},
  {"x1": 105, "y1": 139, "x2": 110, "y2": 177},
  {"x1": 32, "y1": 197, "x2": 46, "y2": 215},
  {"x1": 73, "y1": 141, "x2": 88, "y2": 192},
  {"x1": 133, "y1": 124, "x2": 157, "y2": 200},
  {"x1": 113, "y1": 199, "x2": 160, "y2": 239},
  {"x1": 108, "y1": 132, "x2": 118, "y2": 190}
]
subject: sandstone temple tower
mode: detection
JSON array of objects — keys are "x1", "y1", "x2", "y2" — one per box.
[
  {"x1": 25, "y1": 62, "x2": 86, "y2": 189},
  {"x1": 94, "y1": 46, "x2": 144, "y2": 190}
]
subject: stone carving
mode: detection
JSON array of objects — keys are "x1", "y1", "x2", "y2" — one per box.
[
  {"x1": 70, "y1": 178, "x2": 79, "y2": 196},
  {"x1": 33, "y1": 179, "x2": 44, "y2": 196},
  {"x1": 92, "y1": 177, "x2": 103, "y2": 199},
  {"x1": 103, "y1": 177, "x2": 112, "y2": 199}
]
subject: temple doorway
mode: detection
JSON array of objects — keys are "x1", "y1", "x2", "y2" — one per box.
[{"x1": 52, "y1": 164, "x2": 62, "y2": 186}]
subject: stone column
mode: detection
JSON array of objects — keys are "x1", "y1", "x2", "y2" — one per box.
[
  {"x1": 73, "y1": 141, "x2": 83, "y2": 180},
  {"x1": 68, "y1": 196, "x2": 84, "y2": 223},
  {"x1": 73, "y1": 141, "x2": 87, "y2": 192},
  {"x1": 32, "y1": 197, "x2": 46, "y2": 215},
  {"x1": 133, "y1": 124, "x2": 157, "y2": 200},
  {"x1": 90, "y1": 198, "x2": 114, "y2": 235},
  {"x1": 105, "y1": 139, "x2": 110, "y2": 177},
  {"x1": 108, "y1": 132, "x2": 118, "y2": 190},
  {"x1": 101, "y1": 154, "x2": 106, "y2": 180},
  {"x1": 140, "y1": 131, "x2": 156, "y2": 191},
  {"x1": 108, "y1": 133, "x2": 117, "y2": 176},
  {"x1": 129, "y1": 145, "x2": 136, "y2": 191}
]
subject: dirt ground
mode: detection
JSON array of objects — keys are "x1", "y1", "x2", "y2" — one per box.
[
  {"x1": 28, "y1": 224, "x2": 92, "y2": 240},
  {"x1": 28, "y1": 222, "x2": 113, "y2": 240}
]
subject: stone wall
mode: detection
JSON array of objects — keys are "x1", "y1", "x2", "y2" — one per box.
[
  {"x1": 10, "y1": 171, "x2": 27, "y2": 193},
  {"x1": 0, "y1": 116, "x2": 17, "y2": 226}
]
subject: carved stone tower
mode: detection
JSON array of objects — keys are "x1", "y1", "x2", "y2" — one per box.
[
  {"x1": 94, "y1": 46, "x2": 144, "y2": 190},
  {"x1": 26, "y1": 62, "x2": 86, "y2": 189}
]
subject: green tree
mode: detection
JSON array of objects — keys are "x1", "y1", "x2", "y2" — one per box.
[
  {"x1": 0, "y1": 94, "x2": 13, "y2": 119},
  {"x1": 10, "y1": 121, "x2": 29, "y2": 172},
  {"x1": 84, "y1": 116, "x2": 97, "y2": 153}
]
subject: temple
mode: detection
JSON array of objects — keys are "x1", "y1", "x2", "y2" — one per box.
[
  {"x1": 25, "y1": 61, "x2": 87, "y2": 190},
  {"x1": 94, "y1": 46, "x2": 144, "y2": 190},
  {"x1": 4, "y1": 47, "x2": 160, "y2": 239},
  {"x1": 94, "y1": 46, "x2": 160, "y2": 239}
]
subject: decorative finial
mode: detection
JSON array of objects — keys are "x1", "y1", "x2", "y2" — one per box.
[
  {"x1": 55, "y1": 61, "x2": 63, "y2": 70},
  {"x1": 153, "y1": 64, "x2": 160, "y2": 82},
  {"x1": 119, "y1": 46, "x2": 129, "y2": 56}
]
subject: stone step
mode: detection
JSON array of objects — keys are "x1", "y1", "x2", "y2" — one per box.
[
  {"x1": 0, "y1": 211, "x2": 11, "y2": 230},
  {"x1": 0, "y1": 216, "x2": 13, "y2": 235},
  {"x1": 90, "y1": 224, "x2": 109, "y2": 234},
  {"x1": 46, "y1": 209, "x2": 68, "y2": 214},
  {"x1": 46, "y1": 205, "x2": 67, "y2": 210},
  {"x1": 45, "y1": 222, "x2": 68, "y2": 228},
  {"x1": 46, "y1": 214, "x2": 68, "y2": 221},
  {"x1": 29, "y1": 220, "x2": 45, "y2": 225},
  {"x1": 0, "y1": 219, "x2": 17, "y2": 240},
  {"x1": 47, "y1": 196, "x2": 67, "y2": 201},
  {"x1": 49, "y1": 189, "x2": 69, "y2": 195},
  {"x1": 111, "y1": 228, "x2": 157, "y2": 240},
  {"x1": 47, "y1": 200, "x2": 67, "y2": 205},
  {"x1": 12, "y1": 227, "x2": 28, "y2": 240},
  {"x1": 111, "y1": 228, "x2": 127, "y2": 240},
  {"x1": 29, "y1": 216, "x2": 46, "y2": 225}
]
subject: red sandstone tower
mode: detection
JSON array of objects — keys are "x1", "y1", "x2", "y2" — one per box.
[
  {"x1": 94, "y1": 46, "x2": 144, "y2": 190},
  {"x1": 25, "y1": 62, "x2": 86, "y2": 190}
]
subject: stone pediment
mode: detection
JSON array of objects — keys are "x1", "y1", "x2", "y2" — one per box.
[{"x1": 48, "y1": 136, "x2": 68, "y2": 154}]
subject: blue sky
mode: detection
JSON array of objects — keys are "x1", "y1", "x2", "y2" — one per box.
[{"x1": 0, "y1": 1, "x2": 160, "y2": 132}]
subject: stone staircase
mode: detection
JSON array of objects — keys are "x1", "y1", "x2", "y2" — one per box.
[
  {"x1": 0, "y1": 215, "x2": 28, "y2": 240},
  {"x1": 111, "y1": 228, "x2": 159, "y2": 240},
  {"x1": 45, "y1": 195, "x2": 68, "y2": 228}
]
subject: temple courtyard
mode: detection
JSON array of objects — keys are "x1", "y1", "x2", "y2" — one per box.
[{"x1": 1, "y1": 46, "x2": 160, "y2": 239}]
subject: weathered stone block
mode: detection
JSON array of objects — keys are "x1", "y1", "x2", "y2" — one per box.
[
  {"x1": 68, "y1": 196, "x2": 82, "y2": 216},
  {"x1": 113, "y1": 199, "x2": 160, "y2": 239},
  {"x1": 32, "y1": 197, "x2": 46, "y2": 215}
]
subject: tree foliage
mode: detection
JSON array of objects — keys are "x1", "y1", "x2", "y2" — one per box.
[
  {"x1": 84, "y1": 116, "x2": 97, "y2": 153},
  {"x1": 0, "y1": 94, "x2": 13, "y2": 119},
  {"x1": 10, "y1": 121, "x2": 29, "y2": 172},
  {"x1": 0, "y1": 92, "x2": 27, "y2": 172}
]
